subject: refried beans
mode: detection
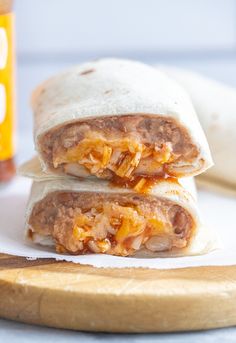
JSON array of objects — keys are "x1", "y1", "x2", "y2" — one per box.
[{"x1": 38, "y1": 115, "x2": 200, "y2": 190}]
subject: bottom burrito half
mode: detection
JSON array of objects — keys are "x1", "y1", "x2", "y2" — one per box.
[{"x1": 25, "y1": 177, "x2": 215, "y2": 257}]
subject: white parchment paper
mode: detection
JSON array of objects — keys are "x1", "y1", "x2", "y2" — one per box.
[{"x1": 0, "y1": 177, "x2": 235, "y2": 269}]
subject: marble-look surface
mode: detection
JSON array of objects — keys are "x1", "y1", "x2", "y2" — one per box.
[{"x1": 0, "y1": 319, "x2": 236, "y2": 343}]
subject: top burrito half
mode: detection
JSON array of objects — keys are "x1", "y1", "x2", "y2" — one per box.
[{"x1": 32, "y1": 58, "x2": 213, "y2": 185}]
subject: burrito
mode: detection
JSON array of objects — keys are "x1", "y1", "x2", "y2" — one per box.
[
  {"x1": 23, "y1": 166, "x2": 214, "y2": 257},
  {"x1": 32, "y1": 59, "x2": 212, "y2": 187},
  {"x1": 159, "y1": 66, "x2": 236, "y2": 191}
]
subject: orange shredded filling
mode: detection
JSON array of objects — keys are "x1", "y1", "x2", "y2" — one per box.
[
  {"x1": 71, "y1": 202, "x2": 168, "y2": 256},
  {"x1": 53, "y1": 132, "x2": 174, "y2": 191}
]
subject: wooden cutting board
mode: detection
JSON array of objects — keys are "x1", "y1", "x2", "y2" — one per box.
[{"x1": 0, "y1": 253, "x2": 236, "y2": 333}]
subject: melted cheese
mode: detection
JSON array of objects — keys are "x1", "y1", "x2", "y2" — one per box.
[
  {"x1": 71, "y1": 202, "x2": 171, "y2": 256},
  {"x1": 53, "y1": 132, "x2": 174, "y2": 185}
]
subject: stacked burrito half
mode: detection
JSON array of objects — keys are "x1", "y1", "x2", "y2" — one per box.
[{"x1": 19, "y1": 58, "x2": 215, "y2": 258}]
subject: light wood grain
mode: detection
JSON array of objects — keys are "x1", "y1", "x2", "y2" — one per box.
[{"x1": 0, "y1": 253, "x2": 236, "y2": 332}]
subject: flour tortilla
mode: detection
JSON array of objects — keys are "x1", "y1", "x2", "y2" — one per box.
[
  {"x1": 32, "y1": 58, "x2": 213, "y2": 177},
  {"x1": 159, "y1": 66, "x2": 236, "y2": 193},
  {"x1": 19, "y1": 155, "x2": 197, "y2": 199},
  {"x1": 22, "y1": 158, "x2": 217, "y2": 258}
]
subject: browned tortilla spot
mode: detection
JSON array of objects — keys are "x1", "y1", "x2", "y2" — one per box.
[{"x1": 80, "y1": 69, "x2": 95, "y2": 76}]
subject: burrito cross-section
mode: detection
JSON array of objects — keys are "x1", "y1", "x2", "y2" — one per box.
[
  {"x1": 32, "y1": 59, "x2": 213, "y2": 187},
  {"x1": 25, "y1": 177, "x2": 212, "y2": 257},
  {"x1": 19, "y1": 58, "x2": 215, "y2": 259}
]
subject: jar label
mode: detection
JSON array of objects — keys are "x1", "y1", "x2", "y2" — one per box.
[{"x1": 0, "y1": 13, "x2": 15, "y2": 160}]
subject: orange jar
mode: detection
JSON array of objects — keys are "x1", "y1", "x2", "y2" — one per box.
[{"x1": 0, "y1": 0, "x2": 15, "y2": 182}]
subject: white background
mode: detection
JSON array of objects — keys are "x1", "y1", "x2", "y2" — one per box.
[{"x1": 16, "y1": 0, "x2": 236, "y2": 55}]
